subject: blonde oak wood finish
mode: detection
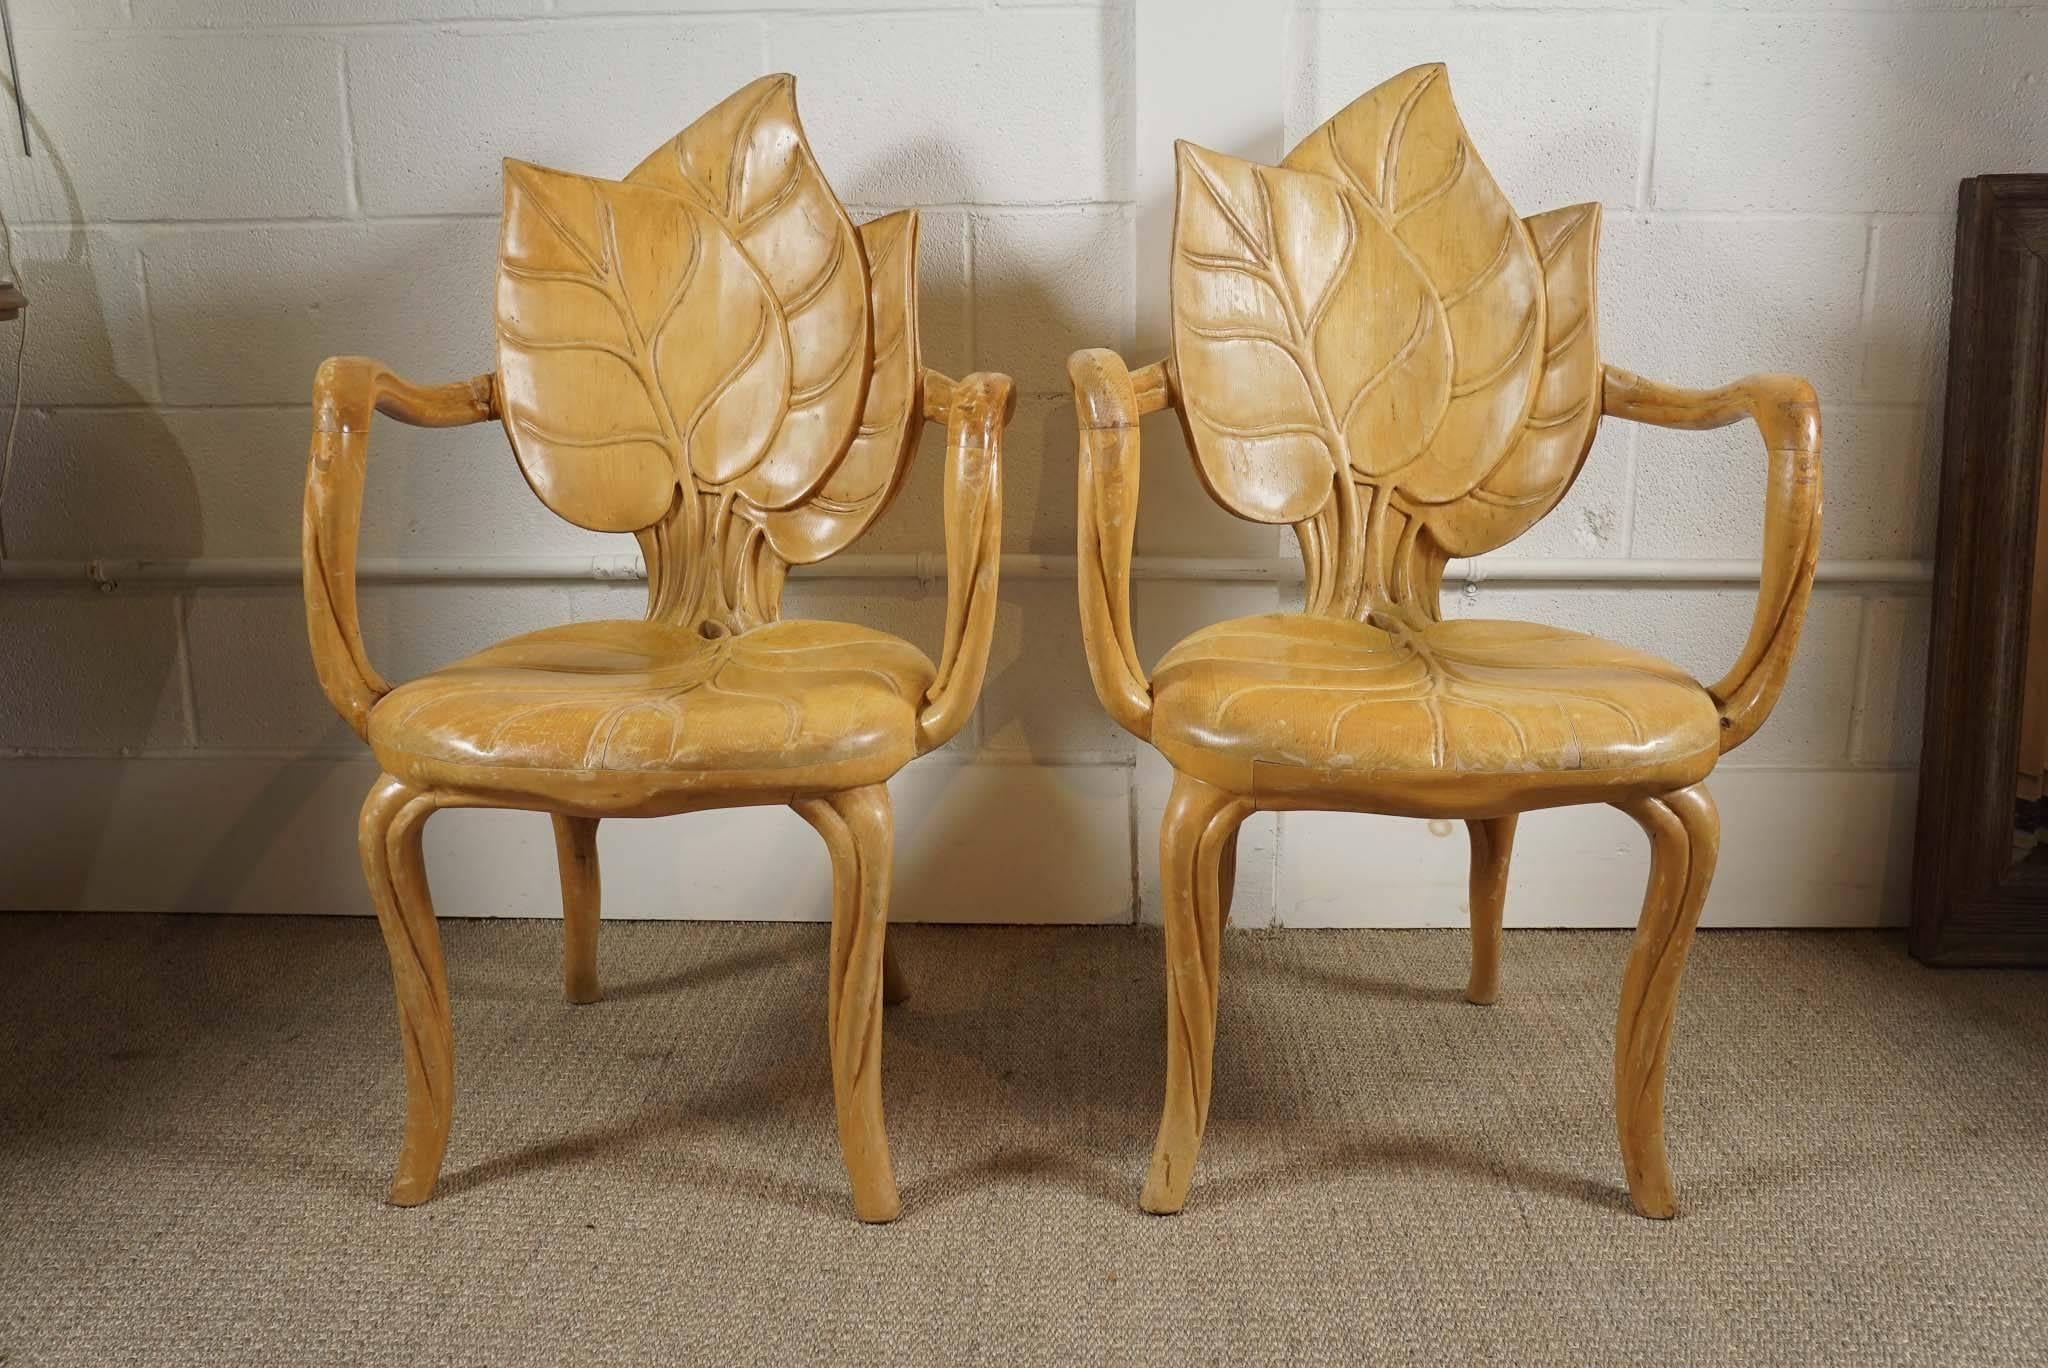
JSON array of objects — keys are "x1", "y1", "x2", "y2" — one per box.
[
  {"x1": 1072, "y1": 63, "x2": 1820, "y2": 1218},
  {"x1": 305, "y1": 75, "x2": 1013, "y2": 1220}
]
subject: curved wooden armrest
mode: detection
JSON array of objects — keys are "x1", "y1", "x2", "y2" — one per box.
[
  {"x1": 304, "y1": 356, "x2": 498, "y2": 739},
  {"x1": 1068, "y1": 349, "x2": 1170, "y2": 742},
  {"x1": 914, "y1": 368, "x2": 1014, "y2": 754},
  {"x1": 1601, "y1": 364, "x2": 1823, "y2": 753}
]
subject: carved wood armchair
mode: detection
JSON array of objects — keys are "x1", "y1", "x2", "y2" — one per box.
[
  {"x1": 1071, "y1": 64, "x2": 1821, "y2": 1218},
  {"x1": 304, "y1": 75, "x2": 1012, "y2": 1222}
]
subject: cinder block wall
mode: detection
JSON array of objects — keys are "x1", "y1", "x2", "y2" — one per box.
[{"x1": 0, "y1": 0, "x2": 2027, "y2": 927}]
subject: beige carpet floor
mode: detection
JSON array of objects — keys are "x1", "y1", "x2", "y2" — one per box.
[{"x1": 2, "y1": 914, "x2": 2046, "y2": 1365}]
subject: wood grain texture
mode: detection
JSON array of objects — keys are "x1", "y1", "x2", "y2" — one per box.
[
  {"x1": 1464, "y1": 814, "x2": 1515, "y2": 1006},
  {"x1": 1141, "y1": 770, "x2": 1252, "y2": 1215},
  {"x1": 303, "y1": 76, "x2": 1012, "y2": 1217},
  {"x1": 794, "y1": 784, "x2": 900, "y2": 1223},
  {"x1": 918, "y1": 371, "x2": 1013, "y2": 753},
  {"x1": 1912, "y1": 176, "x2": 2048, "y2": 966},
  {"x1": 552, "y1": 814, "x2": 602, "y2": 1005},
  {"x1": 1166, "y1": 63, "x2": 1602, "y2": 616},
  {"x1": 357, "y1": 774, "x2": 450, "y2": 1207},
  {"x1": 1147, "y1": 609, "x2": 1721, "y2": 810},
  {"x1": 1613, "y1": 782, "x2": 1718, "y2": 1219},
  {"x1": 1600, "y1": 366, "x2": 1821, "y2": 754},
  {"x1": 306, "y1": 358, "x2": 497, "y2": 740},
  {"x1": 1074, "y1": 61, "x2": 1821, "y2": 1216},
  {"x1": 627, "y1": 73, "x2": 872, "y2": 517}
]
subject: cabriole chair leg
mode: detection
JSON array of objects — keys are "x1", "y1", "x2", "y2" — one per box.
[
  {"x1": 794, "y1": 784, "x2": 903, "y2": 1224},
  {"x1": 359, "y1": 774, "x2": 453, "y2": 1207},
  {"x1": 1142, "y1": 770, "x2": 1252, "y2": 1215},
  {"x1": 1612, "y1": 782, "x2": 1719, "y2": 1218}
]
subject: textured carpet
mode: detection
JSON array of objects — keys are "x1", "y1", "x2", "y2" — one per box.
[{"x1": 2, "y1": 915, "x2": 2046, "y2": 1366}]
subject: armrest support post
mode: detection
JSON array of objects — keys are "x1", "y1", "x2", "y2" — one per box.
[
  {"x1": 915, "y1": 368, "x2": 1014, "y2": 754},
  {"x1": 1068, "y1": 348, "x2": 1158, "y2": 742},
  {"x1": 1601, "y1": 364, "x2": 1822, "y2": 753},
  {"x1": 304, "y1": 356, "x2": 497, "y2": 739}
]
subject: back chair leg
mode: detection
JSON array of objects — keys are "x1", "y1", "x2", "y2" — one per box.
[
  {"x1": 1612, "y1": 782, "x2": 1719, "y2": 1218},
  {"x1": 359, "y1": 774, "x2": 453, "y2": 1207},
  {"x1": 882, "y1": 941, "x2": 911, "y2": 1006},
  {"x1": 552, "y1": 815, "x2": 602, "y2": 1005},
  {"x1": 1142, "y1": 770, "x2": 1253, "y2": 1215},
  {"x1": 794, "y1": 784, "x2": 902, "y2": 1223},
  {"x1": 1463, "y1": 815, "x2": 1518, "y2": 1005}
]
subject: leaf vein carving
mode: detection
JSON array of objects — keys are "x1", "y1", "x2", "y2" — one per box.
[
  {"x1": 1439, "y1": 221, "x2": 1514, "y2": 310},
  {"x1": 1336, "y1": 299, "x2": 1436, "y2": 436},
  {"x1": 1450, "y1": 308, "x2": 1539, "y2": 398},
  {"x1": 1394, "y1": 139, "x2": 1467, "y2": 226}
]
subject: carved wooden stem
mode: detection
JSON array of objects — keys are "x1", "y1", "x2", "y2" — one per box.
[
  {"x1": 1142, "y1": 770, "x2": 1253, "y2": 1215},
  {"x1": 1612, "y1": 781, "x2": 1719, "y2": 1218},
  {"x1": 358, "y1": 773, "x2": 451, "y2": 1207},
  {"x1": 793, "y1": 784, "x2": 901, "y2": 1223},
  {"x1": 552, "y1": 815, "x2": 601, "y2": 1005},
  {"x1": 1464, "y1": 814, "x2": 1517, "y2": 1005}
]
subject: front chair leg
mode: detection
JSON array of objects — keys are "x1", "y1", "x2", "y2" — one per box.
[
  {"x1": 552, "y1": 815, "x2": 602, "y2": 1005},
  {"x1": 1142, "y1": 770, "x2": 1252, "y2": 1215},
  {"x1": 793, "y1": 784, "x2": 902, "y2": 1223},
  {"x1": 359, "y1": 773, "x2": 452, "y2": 1207},
  {"x1": 1612, "y1": 782, "x2": 1719, "y2": 1218},
  {"x1": 1463, "y1": 815, "x2": 1517, "y2": 1005}
]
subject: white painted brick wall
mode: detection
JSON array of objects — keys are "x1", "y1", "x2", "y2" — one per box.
[{"x1": 0, "y1": 0, "x2": 2023, "y2": 929}]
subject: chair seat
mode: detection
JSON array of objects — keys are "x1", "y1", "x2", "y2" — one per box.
[
  {"x1": 368, "y1": 618, "x2": 936, "y2": 810},
  {"x1": 1149, "y1": 612, "x2": 1721, "y2": 811}
]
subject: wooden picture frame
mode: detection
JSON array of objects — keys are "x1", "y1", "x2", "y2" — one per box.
[{"x1": 1911, "y1": 175, "x2": 2048, "y2": 965}]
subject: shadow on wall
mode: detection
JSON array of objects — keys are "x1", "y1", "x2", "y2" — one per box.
[{"x1": 0, "y1": 95, "x2": 200, "y2": 911}]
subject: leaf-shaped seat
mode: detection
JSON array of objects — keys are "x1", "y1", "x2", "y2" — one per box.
[
  {"x1": 1149, "y1": 614, "x2": 1719, "y2": 809},
  {"x1": 368, "y1": 620, "x2": 936, "y2": 808}
]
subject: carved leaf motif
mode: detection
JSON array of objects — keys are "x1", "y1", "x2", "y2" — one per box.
[
  {"x1": 1438, "y1": 202, "x2": 1604, "y2": 554},
  {"x1": 495, "y1": 159, "x2": 789, "y2": 532},
  {"x1": 1169, "y1": 141, "x2": 1453, "y2": 525},
  {"x1": 761, "y1": 210, "x2": 923, "y2": 564},
  {"x1": 1282, "y1": 62, "x2": 1546, "y2": 504},
  {"x1": 628, "y1": 73, "x2": 871, "y2": 511}
]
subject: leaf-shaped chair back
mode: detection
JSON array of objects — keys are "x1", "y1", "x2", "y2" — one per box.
[
  {"x1": 1168, "y1": 63, "x2": 1601, "y2": 619},
  {"x1": 494, "y1": 74, "x2": 922, "y2": 631}
]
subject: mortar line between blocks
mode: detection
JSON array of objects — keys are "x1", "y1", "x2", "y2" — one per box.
[
  {"x1": 1635, "y1": 13, "x2": 1660, "y2": 213},
  {"x1": 109, "y1": 9, "x2": 988, "y2": 39},
  {"x1": 337, "y1": 44, "x2": 365, "y2": 220},
  {"x1": 132, "y1": 245, "x2": 165, "y2": 404},
  {"x1": 1844, "y1": 593, "x2": 1877, "y2": 766},
  {"x1": 11, "y1": 205, "x2": 1131, "y2": 232},
  {"x1": 962, "y1": 214, "x2": 977, "y2": 373},
  {"x1": 173, "y1": 593, "x2": 199, "y2": 749},
  {"x1": 1620, "y1": 423, "x2": 1639, "y2": 557},
  {"x1": 1857, "y1": 217, "x2": 1882, "y2": 399}
]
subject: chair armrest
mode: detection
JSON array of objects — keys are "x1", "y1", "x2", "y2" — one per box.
[
  {"x1": 914, "y1": 368, "x2": 1014, "y2": 754},
  {"x1": 304, "y1": 356, "x2": 497, "y2": 740},
  {"x1": 1068, "y1": 349, "x2": 1169, "y2": 742},
  {"x1": 1601, "y1": 364, "x2": 1823, "y2": 753}
]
